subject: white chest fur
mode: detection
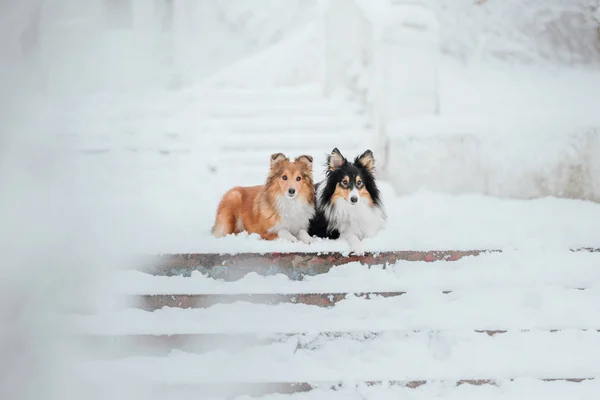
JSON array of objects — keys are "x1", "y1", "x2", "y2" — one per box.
[
  {"x1": 324, "y1": 199, "x2": 385, "y2": 240},
  {"x1": 271, "y1": 196, "x2": 315, "y2": 235},
  {"x1": 316, "y1": 181, "x2": 386, "y2": 240}
]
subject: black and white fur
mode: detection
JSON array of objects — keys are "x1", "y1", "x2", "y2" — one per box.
[{"x1": 308, "y1": 148, "x2": 386, "y2": 254}]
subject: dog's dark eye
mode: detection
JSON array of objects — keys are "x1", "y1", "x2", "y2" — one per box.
[
  {"x1": 296, "y1": 176, "x2": 301, "y2": 182},
  {"x1": 342, "y1": 179, "x2": 348, "y2": 186},
  {"x1": 357, "y1": 180, "x2": 363, "y2": 188},
  {"x1": 282, "y1": 175, "x2": 288, "y2": 180}
]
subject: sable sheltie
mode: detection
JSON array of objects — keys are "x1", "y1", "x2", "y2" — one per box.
[
  {"x1": 308, "y1": 148, "x2": 386, "y2": 254},
  {"x1": 212, "y1": 153, "x2": 315, "y2": 243}
]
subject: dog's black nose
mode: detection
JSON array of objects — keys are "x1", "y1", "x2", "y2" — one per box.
[
  {"x1": 350, "y1": 196, "x2": 358, "y2": 204},
  {"x1": 288, "y1": 188, "x2": 296, "y2": 195}
]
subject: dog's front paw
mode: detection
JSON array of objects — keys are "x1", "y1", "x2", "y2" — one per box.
[
  {"x1": 350, "y1": 246, "x2": 365, "y2": 256},
  {"x1": 348, "y1": 241, "x2": 365, "y2": 256},
  {"x1": 286, "y1": 235, "x2": 299, "y2": 243},
  {"x1": 298, "y1": 230, "x2": 315, "y2": 244},
  {"x1": 277, "y1": 229, "x2": 299, "y2": 243},
  {"x1": 301, "y1": 235, "x2": 315, "y2": 244},
  {"x1": 343, "y1": 234, "x2": 364, "y2": 255}
]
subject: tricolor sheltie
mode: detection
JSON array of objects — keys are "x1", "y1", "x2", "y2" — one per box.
[
  {"x1": 308, "y1": 148, "x2": 386, "y2": 254},
  {"x1": 212, "y1": 153, "x2": 315, "y2": 243}
]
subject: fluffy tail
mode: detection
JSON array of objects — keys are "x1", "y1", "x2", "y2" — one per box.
[{"x1": 212, "y1": 188, "x2": 243, "y2": 238}]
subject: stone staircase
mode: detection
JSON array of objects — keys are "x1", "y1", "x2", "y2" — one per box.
[
  {"x1": 71, "y1": 249, "x2": 600, "y2": 399},
  {"x1": 52, "y1": 83, "x2": 371, "y2": 189},
  {"x1": 195, "y1": 84, "x2": 371, "y2": 179}
]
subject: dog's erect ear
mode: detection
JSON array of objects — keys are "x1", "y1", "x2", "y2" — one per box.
[
  {"x1": 295, "y1": 155, "x2": 313, "y2": 168},
  {"x1": 356, "y1": 149, "x2": 375, "y2": 174},
  {"x1": 327, "y1": 148, "x2": 345, "y2": 171},
  {"x1": 270, "y1": 152, "x2": 288, "y2": 167}
]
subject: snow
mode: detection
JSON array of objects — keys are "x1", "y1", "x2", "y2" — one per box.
[
  {"x1": 111, "y1": 249, "x2": 600, "y2": 295},
  {"x1": 433, "y1": 0, "x2": 600, "y2": 65},
  {"x1": 3, "y1": 1, "x2": 600, "y2": 399},
  {"x1": 385, "y1": 52, "x2": 600, "y2": 200},
  {"x1": 275, "y1": 381, "x2": 600, "y2": 400},
  {"x1": 86, "y1": 379, "x2": 600, "y2": 400},
  {"x1": 74, "y1": 286, "x2": 600, "y2": 334},
  {"x1": 77, "y1": 329, "x2": 600, "y2": 382},
  {"x1": 73, "y1": 245, "x2": 600, "y2": 396},
  {"x1": 80, "y1": 332, "x2": 597, "y2": 383},
  {"x1": 65, "y1": 177, "x2": 600, "y2": 254},
  {"x1": 200, "y1": 22, "x2": 322, "y2": 87}
]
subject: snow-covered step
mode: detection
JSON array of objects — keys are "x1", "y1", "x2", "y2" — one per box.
[
  {"x1": 73, "y1": 378, "x2": 600, "y2": 399},
  {"x1": 192, "y1": 97, "x2": 362, "y2": 117},
  {"x1": 211, "y1": 144, "x2": 363, "y2": 159},
  {"x1": 76, "y1": 329, "x2": 600, "y2": 383},
  {"x1": 125, "y1": 286, "x2": 588, "y2": 310},
  {"x1": 133, "y1": 292, "x2": 411, "y2": 310},
  {"x1": 186, "y1": 85, "x2": 325, "y2": 103},
  {"x1": 216, "y1": 146, "x2": 364, "y2": 159},
  {"x1": 136, "y1": 249, "x2": 598, "y2": 280},
  {"x1": 76, "y1": 329, "x2": 600, "y2": 357},
  {"x1": 74, "y1": 330, "x2": 600, "y2": 368},
  {"x1": 74, "y1": 329, "x2": 520, "y2": 360},
  {"x1": 200, "y1": 101, "x2": 359, "y2": 118},
  {"x1": 118, "y1": 250, "x2": 600, "y2": 292},
  {"x1": 205, "y1": 116, "x2": 365, "y2": 133},
  {"x1": 219, "y1": 131, "x2": 363, "y2": 146},
  {"x1": 219, "y1": 137, "x2": 362, "y2": 153},
  {"x1": 219, "y1": 138, "x2": 364, "y2": 155},
  {"x1": 72, "y1": 287, "x2": 600, "y2": 335},
  {"x1": 192, "y1": 83, "x2": 369, "y2": 180}
]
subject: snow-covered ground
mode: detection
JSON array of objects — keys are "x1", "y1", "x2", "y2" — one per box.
[
  {"x1": 69, "y1": 178, "x2": 600, "y2": 254},
  {"x1": 35, "y1": 70, "x2": 600, "y2": 254},
  {"x1": 2, "y1": 1, "x2": 600, "y2": 400}
]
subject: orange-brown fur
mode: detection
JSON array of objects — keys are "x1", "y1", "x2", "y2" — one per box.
[{"x1": 212, "y1": 153, "x2": 314, "y2": 240}]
